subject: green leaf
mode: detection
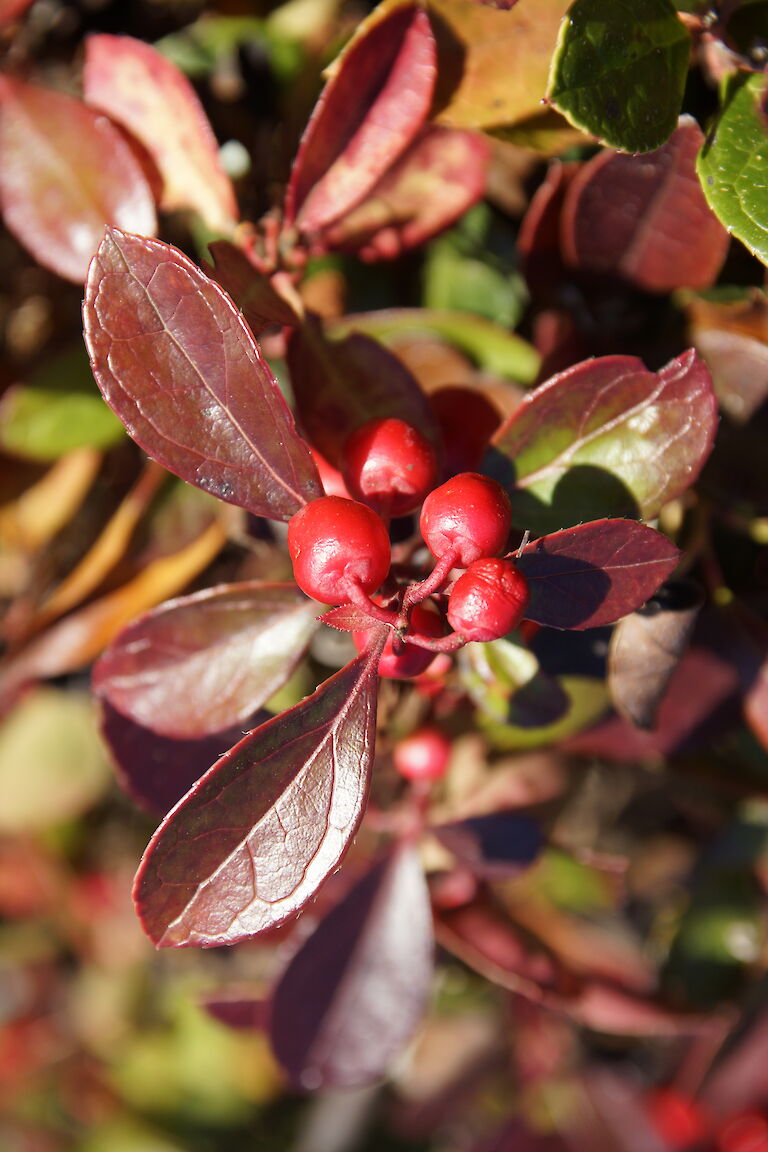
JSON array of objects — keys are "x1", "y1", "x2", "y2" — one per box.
[
  {"x1": 697, "y1": 71, "x2": 768, "y2": 267},
  {"x1": 547, "y1": 0, "x2": 690, "y2": 153},
  {"x1": 0, "y1": 345, "x2": 124, "y2": 460},
  {"x1": 479, "y1": 676, "x2": 609, "y2": 750}
]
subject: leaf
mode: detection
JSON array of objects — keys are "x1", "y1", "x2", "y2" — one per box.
[
  {"x1": 101, "y1": 700, "x2": 269, "y2": 816},
  {"x1": 698, "y1": 71, "x2": 768, "y2": 266},
  {"x1": 285, "y1": 4, "x2": 437, "y2": 233},
  {"x1": 0, "y1": 77, "x2": 156, "y2": 283},
  {"x1": 94, "y1": 582, "x2": 319, "y2": 739},
  {"x1": 608, "y1": 578, "x2": 702, "y2": 729},
  {"x1": 490, "y1": 350, "x2": 717, "y2": 533},
  {"x1": 83, "y1": 34, "x2": 238, "y2": 233},
  {"x1": 0, "y1": 344, "x2": 125, "y2": 461},
  {"x1": 433, "y1": 811, "x2": 543, "y2": 880},
  {"x1": 83, "y1": 229, "x2": 322, "y2": 519},
  {"x1": 200, "y1": 992, "x2": 270, "y2": 1032},
  {"x1": 547, "y1": 0, "x2": 690, "y2": 153},
  {"x1": 480, "y1": 677, "x2": 610, "y2": 750},
  {"x1": 428, "y1": 0, "x2": 571, "y2": 130},
  {"x1": 270, "y1": 843, "x2": 433, "y2": 1089},
  {"x1": 320, "y1": 604, "x2": 378, "y2": 632},
  {"x1": 561, "y1": 117, "x2": 730, "y2": 292},
  {"x1": 0, "y1": 689, "x2": 110, "y2": 832},
  {"x1": 319, "y1": 126, "x2": 490, "y2": 261},
  {"x1": 286, "y1": 314, "x2": 438, "y2": 466},
  {"x1": 518, "y1": 160, "x2": 578, "y2": 302},
  {"x1": 517, "y1": 520, "x2": 680, "y2": 630},
  {"x1": 204, "y1": 241, "x2": 301, "y2": 333},
  {"x1": 0, "y1": 0, "x2": 36, "y2": 24},
  {"x1": 459, "y1": 638, "x2": 571, "y2": 728},
  {"x1": 133, "y1": 645, "x2": 384, "y2": 947},
  {"x1": 687, "y1": 292, "x2": 768, "y2": 423}
]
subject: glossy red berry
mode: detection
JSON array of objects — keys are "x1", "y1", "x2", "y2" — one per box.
[
  {"x1": 342, "y1": 418, "x2": 438, "y2": 517},
  {"x1": 447, "y1": 558, "x2": 529, "y2": 642},
  {"x1": 393, "y1": 726, "x2": 451, "y2": 782},
  {"x1": 646, "y1": 1089, "x2": 710, "y2": 1151},
  {"x1": 419, "y1": 472, "x2": 512, "y2": 568},
  {"x1": 353, "y1": 602, "x2": 444, "y2": 679},
  {"x1": 287, "y1": 496, "x2": 390, "y2": 604}
]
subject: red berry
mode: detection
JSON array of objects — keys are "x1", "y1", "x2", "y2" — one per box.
[
  {"x1": 393, "y1": 726, "x2": 451, "y2": 782},
  {"x1": 430, "y1": 387, "x2": 501, "y2": 477},
  {"x1": 717, "y1": 1113, "x2": 768, "y2": 1152},
  {"x1": 646, "y1": 1089, "x2": 710, "y2": 1150},
  {"x1": 419, "y1": 472, "x2": 512, "y2": 567},
  {"x1": 353, "y1": 602, "x2": 444, "y2": 679},
  {"x1": 287, "y1": 496, "x2": 390, "y2": 604},
  {"x1": 447, "y1": 558, "x2": 529, "y2": 642},
  {"x1": 342, "y1": 418, "x2": 438, "y2": 517}
]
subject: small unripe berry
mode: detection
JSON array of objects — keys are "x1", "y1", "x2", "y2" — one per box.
[
  {"x1": 342, "y1": 418, "x2": 438, "y2": 517},
  {"x1": 419, "y1": 472, "x2": 512, "y2": 567},
  {"x1": 353, "y1": 603, "x2": 444, "y2": 679},
  {"x1": 447, "y1": 558, "x2": 529, "y2": 642},
  {"x1": 393, "y1": 726, "x2": 451, "y2": 782},
  {"x1": 287, "y1": 496, "x2": 390, "y2": 604}
]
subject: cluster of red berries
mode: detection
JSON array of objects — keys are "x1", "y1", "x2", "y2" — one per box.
[{"x1": 287, "y1": 417, "x2": 530, "y2": 678}]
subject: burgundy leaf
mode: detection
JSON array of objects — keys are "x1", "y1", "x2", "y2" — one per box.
[
  {"x1": 492, "y1": 350, "x2": 717, "y2": 532},
  {"x1": 432, "y1": 810, "x2": 543, "y2": 880},
  {"x1": 83, "y1": 34, "x2": 238, "y2": 233},
  {"x1": 608, "y1": 579, "x2": 702, "y2": 730},
  {"x1": 285, "y1": 4, "x2": 437, "y2": 233},
  {"x1": 320, "y1": 604, "x2": 379, "y2": 633},
  {"x1": 517, "y1": 520, "x2": 680, "y2": 631},
  {"x1": 286, "y1": 315, "x2": 438, "y2": 467},
  {"x1": 319, "y1": 126, "x2": 490, "y2": 260},
  {"x1": 101, "y1": 700, "x2": 269, "y2": 816},
  {"x1": 436, "y1": 898, "x2": 557, "y2": 994},
  {"x1": 201, "y1": 991, "x2": 270, "y2": 1032},
  {"x1": 133, "y1": 644, "x2": 383, "y2": 947},
  {"x1": 561, "y1": 984, "x2": 708, "y2": 1037},
  {"x1": 0, "y1": 0, "x2": 37, "y2": 26},
  {"x1": 518, "y1": 160, "x2": 578, "y2": 302},
  {"x1": 0, "y1": 78, "x2": 156, "y2": 283},
  {"x1": 93, "y1": 582, "x2": 318, "y2": 739},
  {"x1": 83, "y1": 229, "x2": 322, "y2": 519},
  {"x1": 204, "y1": 240, "x2": 301, "y2": 335},
  {"x1": 270, "y1": 842, "x2": 434, "y2": 1089},
  {"x1": 561, "y1": 117, "x2": 729, "y2": 294}
]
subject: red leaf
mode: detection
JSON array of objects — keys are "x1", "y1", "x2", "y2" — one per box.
[
  {"x1": 286, "y1": 315, "x2": 438, "y2": 467},
  {"x1": 517, "y1": 520, "x2": 680, "y2": 630},
  {"x1": 0, "y1": 78, "x2": 156, "y2": 283},
  {"x1": 561, "y1": 117, "x2": 729, "y2": 293},
  {"x1": 0, "y1": 0, "x2": 36, "y2": 25},
  {"x1": 320, "y1": 604, "x2": 379, "y2": 632},
  {"x1": 83, "y1": 229, "x2": 322, "y2": 520},
  {"x1": 205, "y1": 240, "x2": 301, "y2": 334},
  {"x1": 518, "y1": 160, "x2": 578, "y2": 302},
  {"x1": 271, "y1": 843, "x2": 434, "y2": 1089},
  {"x1": 93, "y1": 582, "x2": 318, "y2": 739},
  {"x1": 83, "y1": 34, "x2": 238, "y2": 233},
  {"x1": 133, "y1": 646, "x2": 383, "y2": 947},
  {"x1": 285, "y1": 4, "x2": 437, "y2": 233},
  {"x1": 492, "y1": 350, "x2": 717, "y2": 532},
  {"x1": 319, "y1": 126, "x2": 490, "y2": 260},
  {"x1": 201, "y1": 992, "x2": 270, "y2": 1032}
]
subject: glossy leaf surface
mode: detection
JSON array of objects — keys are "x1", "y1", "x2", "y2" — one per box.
[
  {"x1": 320, "y1": 127, "x2": 490, "y2": 261},
  {"x1": 287, "y1": 315, "x2": 437, "y2": 466},
  {"x1": 0, "y1": 78, "x2": 156, "y2": 283},
  {"x1": 491, "y1": 350, "x2": 716, "y2": 533},
  {"x1": 286, "y1": 4, "x2": 436, "y2": 233},
  {"x1": 517, "y1": 520, "x2": 680, "y2": 630},
  {"x1": 698, "y1": 71, "x2": 768, "y2": 266},
  {"x1": 548, "y1": 0, "x2": 690, "y2": 153},
  {"x1": 94, "y1": 583, "x2": 318, "y2": 739},
  {"x1": 562, "y1": 117, "x2": 729, "y2": 292},
  {"x1": 134, "y1": 646, "x2": 383, "y2": 947},
  {"x1": 271, "y1": 843, "x2": 433, "y2": 1088},
  {"x1": 83, "y1": 230, "x2": 322, "y2": 520},
  {"x1": 83, "y1": 34, "x2": 238, "y2": 232}
]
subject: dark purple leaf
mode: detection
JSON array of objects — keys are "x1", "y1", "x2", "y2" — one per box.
[
  {"x1": 319, "y1": 127, "x2": 490, "y2": 260},
  {"x1": 101, "y1": 700, "x2": 268, "y2": 816},
  {"x1": 271, "y1": 842, "x2": 433, "y2": 1089},
  {"x1": 286, "y1": 315, "x2": 438, "y2": 467},
  {"x1": 517, "y1": 520, "x2": 680, "y2": 631},
  {"x1": 83, "y1": 34, "x2": 238, "y2": 233},
  {"x1": 608, "y1": 579, "x2": 702, "y2": 730},
  {"x1": 432, "y1": 811, "x2": 542, "y2": 880},
  {"x1": 285, "y1": 4, "x2": 436, "y2": 234},
  {"x1": 204, "y1": 240, "x2": 300, "y2": 335},
  {"x1": 93, "y1": 582, "x2": 318, "y2": 739},
  {"x1": 133, "y1": 645, "x2": 383, "y2": 947},
  {"x1": 0, "y1": 78, "x2": 156, "y2": 283},
  {"x1": 517, "y1": 160, "x2": 577, "y2": 302},
  {"x1": 561, "y1": 117, "x2": 729, "y2": 293},
  {"x1": 83, "y1": 229, "x2": 322, "y2": 519},
  {"x1": 201, "y1": 991, "x2": 270, "y2": 1032},
  {"x1": 491, "y1": 350, "x2": 717, "y2": 533}
]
